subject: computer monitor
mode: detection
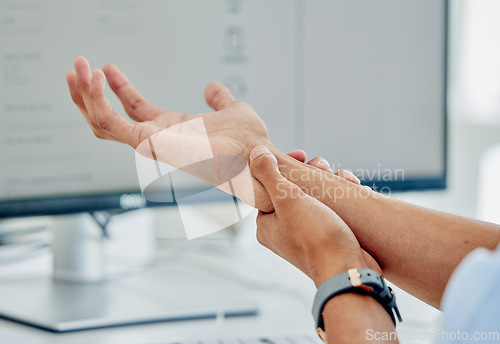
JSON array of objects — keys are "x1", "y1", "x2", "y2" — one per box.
[
  {"x1": 0, "y1": 0, "x2": 447, "y2": 220},
  {"x1": 0, "y1": 0, "x2": 448, "y2": 332}
]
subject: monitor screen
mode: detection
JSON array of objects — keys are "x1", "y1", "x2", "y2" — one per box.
[{"x1": 0, "y1": 0, "x2": 447, "y2": 217}]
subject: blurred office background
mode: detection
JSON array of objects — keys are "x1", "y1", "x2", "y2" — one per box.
[{"x1": 1, "y1": 1, "x2": 500, "y2": 343}]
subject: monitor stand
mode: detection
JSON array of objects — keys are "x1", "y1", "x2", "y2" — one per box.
[{"x1": 0, "y1": 214, "x2": 257, "y2": 332}]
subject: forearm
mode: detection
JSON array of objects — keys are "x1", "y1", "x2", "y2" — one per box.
[
  {"x1": 323, "y1": 293, "x2": 397, "y2": 344},
  {"x1": 269, "y1": 145, "x2": 500, "y2": 307},
  {"x1": 250, "y1": 146, "x2": 398, "y2": 343}
]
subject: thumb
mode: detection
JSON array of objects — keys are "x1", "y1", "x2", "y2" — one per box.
[
  {"x1": 250, "y1": 146, "x2": 298, "y2": 210},
  {"x1": 204, "y1": 82, "x2": 237, "y2": 111}
]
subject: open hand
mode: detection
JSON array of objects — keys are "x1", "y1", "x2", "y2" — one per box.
[{"x1": 66, "y1": 57, "x2": 274, "y2": 210}]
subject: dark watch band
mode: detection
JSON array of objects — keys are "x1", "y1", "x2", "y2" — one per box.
[{"x1": 312, "y1": 268, "x2": 402, "y2": 338}]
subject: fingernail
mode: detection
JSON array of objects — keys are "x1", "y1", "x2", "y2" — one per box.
[
  {"x1": 318, "y1": 158, "x2": 330, "y2": 167},
  {"x1": 251, "y1": 146, "x2": 270, "y2": 159},
  {"x1": 349, "y1": 173, "x2": 361, "y2": 184}
]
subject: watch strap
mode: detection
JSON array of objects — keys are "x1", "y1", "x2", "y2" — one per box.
[{"x1": 312, "y1": 268, "x2": 402, "y2": 331}]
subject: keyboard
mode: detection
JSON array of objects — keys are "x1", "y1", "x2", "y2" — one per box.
[{"x1": 170, "y1": 335, "x2": 322, "y2": 344}]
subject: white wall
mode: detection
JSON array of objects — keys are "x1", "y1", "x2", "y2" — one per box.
[{"x1": 396, "y1": 0, "x2": 500, "y2": 222}]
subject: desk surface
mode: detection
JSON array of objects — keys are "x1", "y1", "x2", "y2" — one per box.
[{"x1": 0, "y1": 209, "x2": 441, "y2": 344}]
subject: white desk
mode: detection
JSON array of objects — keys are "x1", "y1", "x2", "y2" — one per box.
[{"x1": 0, "y1": 208, "x2": 441, "y2": 344}]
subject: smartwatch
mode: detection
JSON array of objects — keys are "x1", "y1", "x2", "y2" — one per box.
[{"x1": 312, "y1": 268, "x2": 402, "y2": 342}]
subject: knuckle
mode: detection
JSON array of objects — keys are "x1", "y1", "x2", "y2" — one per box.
[
  {"x1": 89, "y1": 84, "x2": 99, "y2": 98},
  {"x1": 129, "y1": 96, "x2": 145, "y2": 111},
  {"x1": 94, "y1": 118, "x2": 109, "y2": 131},
  {"x1": 79, "y1": 78, "x2": 90, "y2": 88},
  {"x1": 133, "y1": 123, "x2": 150, "y2": 145},
  {"x1": 96, "y1": 111, "x2": 119, "y2": 131}
]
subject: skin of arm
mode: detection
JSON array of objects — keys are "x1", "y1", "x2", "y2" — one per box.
[
  {"x1": 66, "y1": 57, "x2": 500, "y2": 308},
  {"x1": 249, "y1": 146, "x2": 397, "y2": 344},
  {"x1": 269, "y1": 146, "x2": 500, "y2": 307}
]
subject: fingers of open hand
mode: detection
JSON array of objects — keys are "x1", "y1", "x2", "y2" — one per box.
[
  {"x1": 71, "y1": 57, "x2": 135, "y2": 145},
  {"x1": 289, "y1": 151, "x2": 361, "y2": 185},
  {"x1": 66, "y1": 69, "x2": 116, "y2": 141},
  {"x1": 73, "y1": 57, "x2": 93, "y2": 112},
  {"x1": 287, "y1": 149, "x2": 307, "y2": 163},
  {"x1": 73, "y1": 57, "x2": 99, "y2": 127},
  {"x1": 204, "y1": 82, "x2": 237, "y2": 111},
  {"x1": 66, "y1": 71, "x2": 87, "y2": 113},
  {"x1": 334, "y1": 169, "x2": 361, "y2": 185},
  {"x1": 87, "y1": 69, "x2": 137, "y2": 146},
  {"x1": 102, "y1": 63, "x2": 161, "y2": 121},
  {"x1": 307, "y1": 156, "x2": 333, "y2": 173},
  {"x1": 305, "y1": 155, "x2": 361, "y2": 184}
]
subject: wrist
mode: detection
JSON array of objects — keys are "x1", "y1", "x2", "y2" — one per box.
[
  {"x1": 309, "y1": 253, "x2": 368, "y2": 288},
  {"x1": 322, "y1": 292, "x2": 397, "y2": 343}
]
